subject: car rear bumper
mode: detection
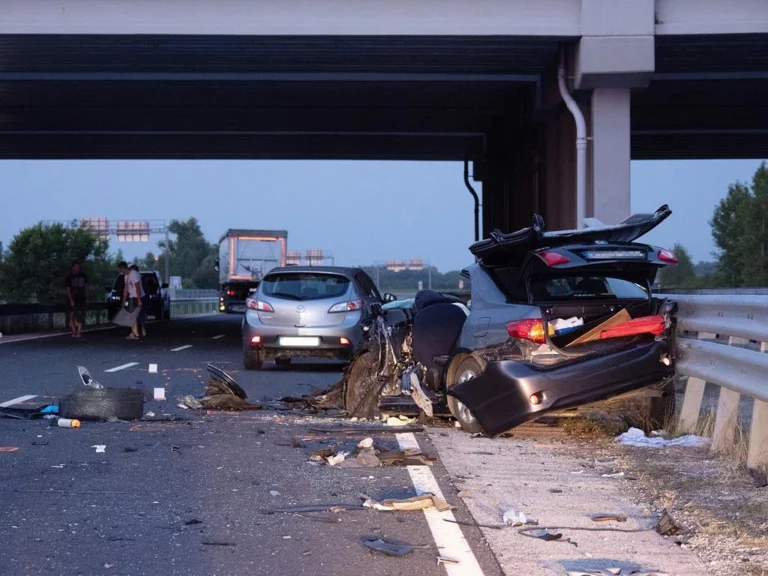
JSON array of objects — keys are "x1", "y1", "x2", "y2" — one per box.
[
  {"x1": 446, "y1": 340, "x2": 674, "y2": 437},
  {"x1": 242, "y1": 314, "x2": 362, "y2": 360}
]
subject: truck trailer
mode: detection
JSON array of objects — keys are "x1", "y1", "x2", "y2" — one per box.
[{"x1": 215, "y1": 229, "x2": 288, "y2": 313}]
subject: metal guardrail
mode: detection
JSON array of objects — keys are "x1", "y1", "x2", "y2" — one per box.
[
  {"x1": 173, "y1": 289, "x2": 219, "y2": 299},
  {"x1": 669, "y1": 293, "x2": 768, "y2": 471}
]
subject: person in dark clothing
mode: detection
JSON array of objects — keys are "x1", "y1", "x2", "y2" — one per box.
[{"x1": 64, "y1": 260, "x2": 89, "y2": 338}]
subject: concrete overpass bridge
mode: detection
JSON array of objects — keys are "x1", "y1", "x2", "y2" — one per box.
[{"x1": 1, "y1": 0, "x2": 767, "y2": 235}]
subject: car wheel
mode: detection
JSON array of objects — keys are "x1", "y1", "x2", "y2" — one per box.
[
  {"x1": 446, "y1": 356, "x2": 484, "y2": 434},
  {"x1": 343, "y1": 351, "x2": 380, "y2": 419},
  {"x1": 243, "y1": 348, "x2": 264, "y2": 370},
  {"x1": 275, "y1": 357, "x2": 292, "y2": 367}
]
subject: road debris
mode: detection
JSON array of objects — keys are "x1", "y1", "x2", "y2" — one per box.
[
  {"x1": 360, "y1": 535, "x2": 413, "y2": 557},
  {"x1": 386, "y1": 415, "x2": 416, "y2": 427},
  {"x1": 590, "y1": 513, "x2": 628, "y2": 523},
  {"x1": 177, "y1": 365, "x2": 262, "y2": 411},
  {"x1": 91, "y1": 445, "x2": 106, "y2": 453},
  {"x1": 57, "y1": 418, "x2": 80, "y2": 428},
  {"x1": 655, "y1": 509, "x2": 681, "y2": 536},
  {"x1": 270, "y1": 490, "x2": 281, "y2": 497},
  {"x1": 617, "y1": 427, "x2": 709, "y2": 448},
  {"x1": 261, "y1": 504, "x2": 366, "y2": 515},
  {"x1": 0, "y1": 446, "x2": 19, "y2": 453},
  {"x1": 77, "y1": 366, "x2": 104, "y2": 389},
  {"x1": 202, "y1": 541, "x2": 236, "y2": 547},
  {"x1": 567, "y1": 570, "x2": 669, "y2": 576},
  {"x1": 437, "y1": 555, "x2": 460, "y2": 565},
  {"x1": 502, "y1": 508, "x2": 538, "y2": 527},
  {"x1": 519, "y1": 527, "x2": 577, "y2": 547},
  {"x1": 326, "y1": 452, "x2": 348, "y2": 466},
  {"x1": 363, "y1": 493, "x2": 455, "y2": 512},
  {"x1": 307, "y1": 425, "x2": 424, "y2": 434}
]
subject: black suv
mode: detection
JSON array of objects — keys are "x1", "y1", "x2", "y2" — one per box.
[{"x1": 106, "y1": 270, "x2": 170, "y2": 320}]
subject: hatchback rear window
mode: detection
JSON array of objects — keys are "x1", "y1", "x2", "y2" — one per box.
[
  {"x1": 261, "y1": 273, "x2": 351, "y2": 301},
  {"x1": 529, "y1": 275, "x2": 648, "y2": 302}
]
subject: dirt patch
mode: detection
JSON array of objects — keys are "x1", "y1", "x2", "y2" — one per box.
[{"x1": 540, "y1": 429, "x2": 768, "y2": 576}]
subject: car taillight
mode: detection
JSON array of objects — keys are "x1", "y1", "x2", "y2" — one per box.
[
  {"x1": 247, "y1": 299, "x2": 274, "y2": 312},
  {"x1": 657, "y1": 248, "x2": 678, "y2": 264},
  {"x1": 227, "y1": 290, "x2": 236, "y2": 297},
  {"x1": 536, "y1": 250, "x2": 570, "y2": 266},
  {"x1": 329, "y1": 300, "x2": 364, "y2": 313},
  {"x1": 507, "y1": 319, "x2": 546, "y2": 343}
]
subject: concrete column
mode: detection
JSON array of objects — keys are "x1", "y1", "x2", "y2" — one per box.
[{"x1": 590, "y1": 88, "x2": 631, "y2": 223}]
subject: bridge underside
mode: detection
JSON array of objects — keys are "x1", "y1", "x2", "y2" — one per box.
[{"x1": 0, "y1": 34, "x2": 766, "y2": 161}]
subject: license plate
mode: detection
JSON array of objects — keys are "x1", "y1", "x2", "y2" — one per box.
[
  {"x1": 232, "y1": 305, "x2": 246, "y2": 313},
  {"x1": 279, "y1": 337, "x2": 320, "y2": 347}
]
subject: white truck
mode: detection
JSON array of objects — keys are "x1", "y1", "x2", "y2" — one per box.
[{"x1": 215, "y1": 229, "x2": 288, "y2": 313}]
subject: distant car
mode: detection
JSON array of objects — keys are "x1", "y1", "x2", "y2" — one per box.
[
  {"x1": 106, "y1": 270, "x2": 170, "y2": 320},
  {"x1": 241, "y1": 266, "x2": 390, "y2": 370}
]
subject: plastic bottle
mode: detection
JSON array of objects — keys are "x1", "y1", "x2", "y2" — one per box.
[{"x1": 57, "y1": 418, "x2": 81, "y2": 428}]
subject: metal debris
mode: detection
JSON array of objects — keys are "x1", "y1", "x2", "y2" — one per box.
[
  {"x1": 655, "y1": 509, "x2": 680, "y2": 536},
  {"x1": 360, "y1": 535, "x2": 413, "y2": 557},
  {"x1": 590, "y1": 513, "x2": 628, "y2": 523},
  {"x1": 519, "y1": 527, "x2": 577, "y2": 547},
  {"x1": 363, "y1": 493, "x2": 455, "y2": 513}
]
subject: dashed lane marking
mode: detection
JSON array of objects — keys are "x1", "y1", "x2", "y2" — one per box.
[
  {"x1": 105, "y1": 362, "x2": 139, "y2": 373},
  {"x1": 0, "y1": 395, "x2": 38, "y2": 408},
  {"x1": 212, "y1": 335, "x2": 226, "y2": 340},
  {"x1": 396, "y1": 432, "x2": 485, "y2": 575},
  {"x1": 171, "y1": 345, "x2": 193, "y2": 352}
]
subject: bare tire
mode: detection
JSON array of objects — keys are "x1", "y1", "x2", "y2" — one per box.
[
  {"x1": 275, "y1": 357, "x2": 292, "y2": 367},
  {"x1": 343, "y1": 351, "x2": 380, "y2": 419},
  {"x1": 244, "y1": 348, "x2": 264, "y2": 370},
  {"x1": 59, "y1": 388, "x2": 145, "y2": 421},
  {"x1": 446, "y1": 356, "x2": 484, "y2": 434}
]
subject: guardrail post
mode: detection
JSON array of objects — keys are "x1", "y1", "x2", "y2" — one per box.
[
  {"x1": 711, "y1": 335, "x2": 745, "y2": 453},
  {"x1": 678, "y1": 332, "x2": 715, "y2": 434},
  {"x1": 747, "y1": 342, "x2": 768, "y2": 471}
]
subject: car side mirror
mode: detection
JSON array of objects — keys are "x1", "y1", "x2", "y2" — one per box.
[{"x1": 383, "y1": 293, "x2": 398, "y2": 303}]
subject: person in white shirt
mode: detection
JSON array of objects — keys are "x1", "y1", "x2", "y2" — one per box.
[{"x1": 118, "y1": 261, "x2": 143, "y2": 340}]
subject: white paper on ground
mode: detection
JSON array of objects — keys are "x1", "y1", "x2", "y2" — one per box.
[{"x1": 617, "y1": 427, "x2": 710, "y2": 448}]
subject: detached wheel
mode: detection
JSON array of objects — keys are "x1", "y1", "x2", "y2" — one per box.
[
  {"x1": 243, "y1": 348, "x2": 264, "y2": 370},
  {"x1": 275, "y1": 357, "x2": 292, "y2": 368},
  {"x1": 343, "y1": 351, "x2": 380, "y2": 419},
  {"x1": 446, "y1": 356, "x2": 484, "y2": 434}
]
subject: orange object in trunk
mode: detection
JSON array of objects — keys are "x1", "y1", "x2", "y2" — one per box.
[{"x1": 599, "y1": 315, "x2": 665, "y2": 339}]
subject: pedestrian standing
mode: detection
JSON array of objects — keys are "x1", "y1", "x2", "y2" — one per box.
[
  {"x1": 131, "y1": 264, "x2": 148, "y2": 338},
  {"x1": 64, "y1": 260, "x2": 89, "y2": 338},
  {"x1": 118, "y1": 261, "x2": 142, "y2": 340}
]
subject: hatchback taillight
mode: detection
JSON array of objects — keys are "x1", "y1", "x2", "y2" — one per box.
[
  {"x1": 657, "y1": 248, "x2": 678, "y2": 264},
  {"x1": 536, "y1": 250, "x2": 570, "y2": 267},
  {"x1": 329, "y1": 300, "x2": 363, "y2": 313},
  {"x1": 506, "y1": 319, "x2": 546, "y2": 343},
  {"x1": 247, "y1": 299, "x2": 274, "y2": 312}
]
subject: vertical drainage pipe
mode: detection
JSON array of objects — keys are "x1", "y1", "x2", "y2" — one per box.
[
  {"x1": 464, "y1": 156, "x2": 480, "y2": 241},
  {"x1": 557, "y1": 50, "x2": 587, "y2": 229}
]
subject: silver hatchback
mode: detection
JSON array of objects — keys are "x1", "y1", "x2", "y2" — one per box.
[{"x1": 241, "y1": 266, "x2": 385, "y2": 369}]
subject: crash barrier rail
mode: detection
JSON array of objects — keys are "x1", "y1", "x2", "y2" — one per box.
[
  {"x1": 665, "y1": 292, "x2": 768, "y2": 471},
  {"x1": 169, "y1": 298, "x2": 219, "y2": 318},
  {"x1": 0, "y1": 297, "x2": 219, "y2": 335},
  {"x1": 172, "y1": 289, "x2": 219, "y2": 299}
]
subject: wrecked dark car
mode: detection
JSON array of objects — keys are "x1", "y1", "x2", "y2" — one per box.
[{"x1": 343, "y1": 205, "x2": 679, "y2": 437}]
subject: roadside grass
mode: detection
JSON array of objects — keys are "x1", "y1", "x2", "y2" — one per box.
[{"x1": 559, "y1": 410, "x2": 629, "y2": 438}]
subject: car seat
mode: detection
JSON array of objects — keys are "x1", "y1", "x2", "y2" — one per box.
[{"x1": 412, "y1": 302, "x2": 468, "y2": 390}]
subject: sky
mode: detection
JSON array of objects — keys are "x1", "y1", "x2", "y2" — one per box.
[{"x1": 1, "y1": 158, "x2": 765, "y2": 272}]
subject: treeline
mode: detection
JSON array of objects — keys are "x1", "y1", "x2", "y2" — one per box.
[
  {"x1": 0, "y1": 217, "x2": 219, "y2": 304},
  {"x1": 658, "y1": 162, "x2": 768, "y2": 289}
]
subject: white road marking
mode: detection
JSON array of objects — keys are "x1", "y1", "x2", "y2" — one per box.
[
  {"x1": 396, "y1": 432, "x2": 485, "y2": 576},
  {"x1": 0, "y1": 395, "x2": 38, "y2": 408},
  {"x1": 105, "y1": 362, "x2": 139, "y2": 373},
  {"x1": 171, "y1": 345, "x2": 193, "y2": 352},
  {"x1": 212, "y1": 335, "x2": 226, "y2": 340},
  {"x1": 148, "y1": 363, "x2": 158, "y2": 373}
]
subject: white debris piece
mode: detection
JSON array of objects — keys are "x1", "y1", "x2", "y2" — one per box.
[
  {"x1": 269, "y1": 490, "x2": 281, "y2": 497},
  {"x1": 617, "y1": 427, "x2": 710, "y2": 448},
  {"x1": 357, "y1": 438, "x2": 374, "y2": 449},
  {"x1": 92, "y1": 445, "x2": 106, "y2": 453},
  {"x1": 326, "y1": 451, "x2": 349, "y2": 466}
]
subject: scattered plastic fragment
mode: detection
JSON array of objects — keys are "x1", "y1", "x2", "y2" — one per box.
[
  {"x1": 78, "y1": 366, "x2": 104, "y2": 389},
  {"x1": 92, "y1": 445, "x2": 106, "y2": 453},
  {"x1": 601, "y1": 472, "x2": 625, "y2": 478},
  {"x1": 326, "y1": 452, "x2": 348, "y2": 466},
  {"x1": 357, "y1": 437, "x2": 374, "y2": 449},
  {"x1": 502, "y1": 508, "x2": 538, "y2": 527},
  {"x1": 617, "y1": 427, "x2": 710, "y2": 448},
  {"x1": 360, "y1": 535, "x2": 413, "y2": 557},
  {"x1": 363, "y1": 494, "x2": 455, "y2": 513},
  {"x1": 270, "y1": 490, "x2": 281, "y2": 497},
  {"x1": 0, "y1": 447, "x2": 19, "y2": 453},
  {"x1": 519, "y1": 527, "x2": 577, "y2": 547},
  {"x1": 590, "y1": 513, "x2": 627, "y2": 523}
]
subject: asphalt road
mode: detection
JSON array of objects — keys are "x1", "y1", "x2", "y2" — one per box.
[{"x1": 0, "y1": 315, "x2": 503, "y2": 576}]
